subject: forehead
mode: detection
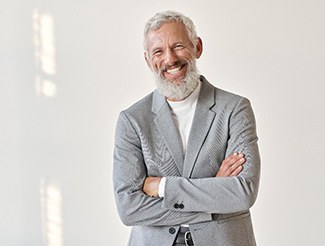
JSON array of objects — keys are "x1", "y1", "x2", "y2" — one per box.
[{"x1": 146, "y1": 22, "x2": 191, "y2": 49}]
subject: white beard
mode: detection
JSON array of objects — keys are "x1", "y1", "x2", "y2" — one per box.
[{"x1": 152, "y1": 60, "x2": 200, "y2": 101}]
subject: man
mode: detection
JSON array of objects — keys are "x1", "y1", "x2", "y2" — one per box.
[{"x1": 113, "y1": 10, "x2": 260, "y2": 246}]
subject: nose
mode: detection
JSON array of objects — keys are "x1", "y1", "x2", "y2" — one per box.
[{"x1": 164, "y1": 48, "x2": 178, "y2": 66}]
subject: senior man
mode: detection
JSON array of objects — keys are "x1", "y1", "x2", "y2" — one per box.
[{"x1": 113, "y1": 10, "x2": 260, "y2": 246}]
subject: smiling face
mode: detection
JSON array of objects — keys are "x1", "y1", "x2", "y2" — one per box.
[{"x1": 144, "y1": 21, "x2": 203, "y2": 100}]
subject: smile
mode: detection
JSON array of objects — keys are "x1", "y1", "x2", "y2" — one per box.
[
  {"x1": 166, "y1": 65, "x2": 183, "y2": 74},
  {"x1": 164, "y1": 63, "x2": 186, "y2": 75}
]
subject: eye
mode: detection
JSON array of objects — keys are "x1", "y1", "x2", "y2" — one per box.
[
  {"x1": 174, "y1": 44, "x2": 184, "y2": 50},
  {"x1": 152, "y1": 49, "x2": 162, "y2": 56}
]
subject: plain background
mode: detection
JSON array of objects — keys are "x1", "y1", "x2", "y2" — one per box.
[{"x1": 1, "y1": 0, "x2": 325, "y2": 245}]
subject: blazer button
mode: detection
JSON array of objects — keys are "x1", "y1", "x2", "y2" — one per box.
[
  {"x1": 169, "y1": 228, "x2": 176, "y2": 234},
  {"x1": 174, "y1": 203, "x2": 179, "y2": 209},
  {"x1": 179, "y1": 204, "x2": 184, "y2": 209}
]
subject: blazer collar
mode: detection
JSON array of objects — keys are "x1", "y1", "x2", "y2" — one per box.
[
  {"x1": 197, "y1": 75, "x2": 216, "y2": 109},
  {"x1": 152, "y1": 88, "x2": 166, "y2": 115},
  {"x1": 152, "y1": 89, "x2": 184, "y2": 174},
  {"x1": 183, "y1": 76, "x2": 216, "y2": 177}
]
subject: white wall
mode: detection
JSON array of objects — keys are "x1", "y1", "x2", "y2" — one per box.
[{"x1": 1, "y1": 0, "x2": 324, "y2": 245}]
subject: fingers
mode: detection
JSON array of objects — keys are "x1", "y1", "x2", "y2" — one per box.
[
  {"x1": 227, "y1": 153, "x2": 245, "y2": 175},
  {"x1": 216, "y1": 152, "x2": 246, "y2": 177},
  {"x1": 230, "y1": 164, "x2": 243, "y2": 176}
]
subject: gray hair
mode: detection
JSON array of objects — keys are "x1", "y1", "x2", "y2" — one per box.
[{"x1": 143, "y1": 10, "x2": 198, "y2": 54}]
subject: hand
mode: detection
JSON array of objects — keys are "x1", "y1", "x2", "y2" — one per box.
[
  {"x1": 142, "y1": 176, "x2": 161, "y2": 197},
  {"x1": 216, "y1": 153, "x2": 246, "y2": 177}
]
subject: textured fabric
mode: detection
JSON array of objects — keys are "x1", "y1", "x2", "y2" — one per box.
[{"x1": 113, "y1": 76, "x2": 260, "y2": 246}]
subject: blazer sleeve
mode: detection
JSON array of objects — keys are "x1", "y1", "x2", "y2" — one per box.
[
  {"x1": 113, "y1": 111, "x2": 212, "y2": 226},
  {"x1": 162, "y1": 98, "x2": 261, "y2": 214}
]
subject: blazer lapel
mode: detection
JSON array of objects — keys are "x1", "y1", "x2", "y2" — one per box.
[
  {"x1": 183, "y1": 77, "x2": 216, "y2": 177},
  {"x1": 152, "y1": 90, "x2": 184, "y2": 175}
]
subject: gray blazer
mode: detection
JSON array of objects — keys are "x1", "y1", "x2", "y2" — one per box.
[{"x1": 113, "y1": 76, "x2": 260, "y2": 246}]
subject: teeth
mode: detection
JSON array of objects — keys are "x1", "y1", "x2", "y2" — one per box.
[{"x1": 166, "y1": 66, "x2": 181, "y2": 74}]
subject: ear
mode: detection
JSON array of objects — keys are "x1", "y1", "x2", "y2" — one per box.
[
  {"x1": 144, "y1": 52, "x2": 152, "y2": 70},
  {"x1": 195, "y1": 37, "x2": 203, "y2": 59}
]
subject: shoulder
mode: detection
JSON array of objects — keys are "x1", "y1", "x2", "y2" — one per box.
[
  {"x1": 118, "y1": 91, "x2": 156, "y2": 124},
  {"x1": 126, "y1": 92, "x2": 154, "y2": 112},
  {"x1": 215, "y1": 87, "x2": 244, "y2": 102},
  {"x1": 215, "y1": 87, "x2": 251, "y2": 110},
  {"x1": 200, "y1": 76, "x2": 249, "y2": 110}
]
